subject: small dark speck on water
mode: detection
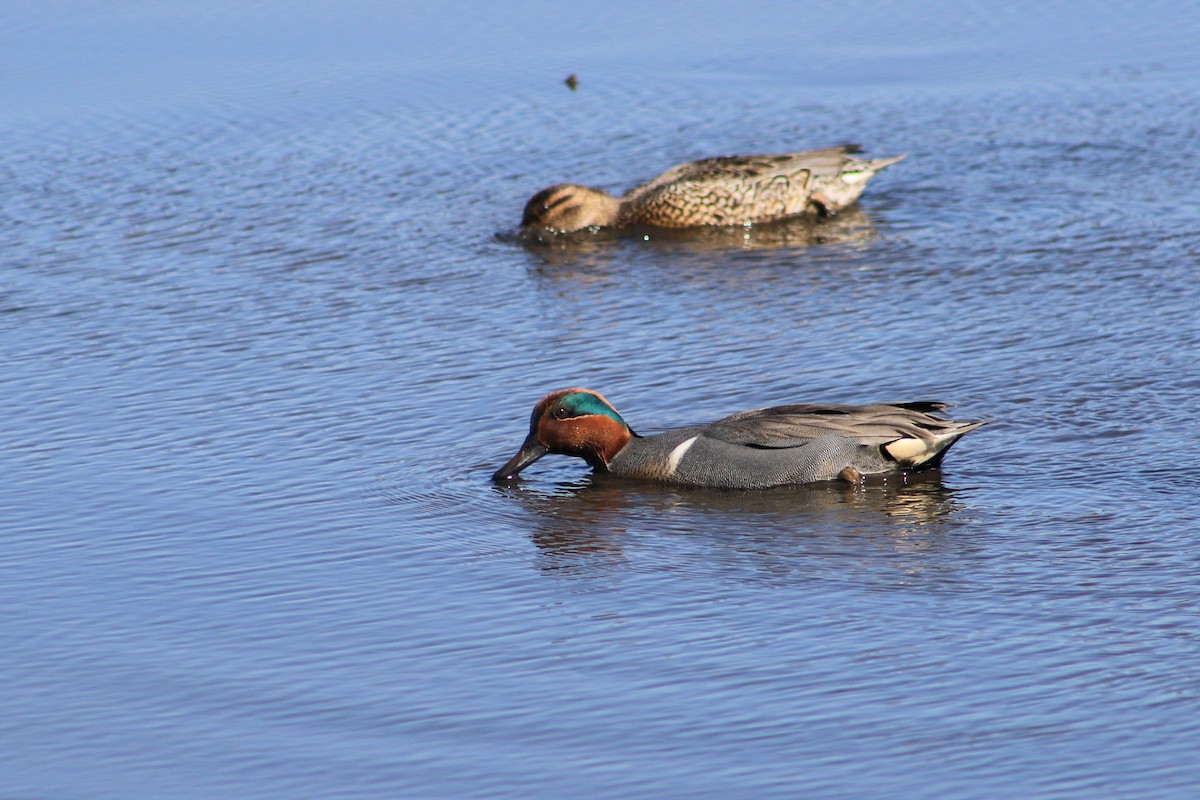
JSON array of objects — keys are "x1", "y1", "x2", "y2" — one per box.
[{"x1": 564, "y1": 73, "x2": 579, "y2": 91}]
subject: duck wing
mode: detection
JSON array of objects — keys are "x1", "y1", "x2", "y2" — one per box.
[
  {"x1": 628, "y1": 146, "x2": 864, "y2": 198},
  {"x1": 703, "y1": 402, "x2": 966, "y2": 450},
  {"x1": 620, "y1": 146, "x2": 903, "y2": 226}
]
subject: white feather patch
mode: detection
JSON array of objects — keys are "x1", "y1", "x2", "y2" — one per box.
[
  {"x1": 884, "y1": 436, "x2": 934, "y2": 464},
  {"x1": 667, "y1": 436, "x2": 698, "y2": 476}
]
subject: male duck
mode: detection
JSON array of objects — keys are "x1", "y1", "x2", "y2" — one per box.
[
  {"x1": 521, "y1": 146, "x2": 904, "y2": 234},
  {"x1": 494, "y1": 388, "x2": 987, "y2": 488}
]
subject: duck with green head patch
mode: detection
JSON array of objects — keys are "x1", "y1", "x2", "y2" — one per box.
[
  {"x1": 493, "y1": 388, "x2": 988, "y2": 488},
  {"x1": 521, "y1": 146, "x2": 904, "y2": 235}
]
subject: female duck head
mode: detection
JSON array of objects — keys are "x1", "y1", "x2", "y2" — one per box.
[
  {"x1": 493, "y1": 388, "x2": 633, "y2": 480},
  {"x1": 521, "y1": 184, "x2": 622, "y2": 233}
]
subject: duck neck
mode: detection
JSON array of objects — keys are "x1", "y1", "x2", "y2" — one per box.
[{"x1": 581, "y1": 418, "x2": 633, "y2": 470}]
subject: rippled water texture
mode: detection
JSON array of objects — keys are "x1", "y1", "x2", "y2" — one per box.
[{"x1": 2, "y1": 1, "x2": 1199, "y2": 798}]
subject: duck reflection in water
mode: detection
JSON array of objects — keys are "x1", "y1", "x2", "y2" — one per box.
[
  {"x1": 512, "y1": 206, "x2": 884, "y2": 268},
  {"x1": 494, "y1": 471, "x2": 976, "y2": 584}
]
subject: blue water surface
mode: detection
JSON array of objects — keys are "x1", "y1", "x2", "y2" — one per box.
[{"x1": 2, "y1": 1, "x2": 1199, "y2": 798}]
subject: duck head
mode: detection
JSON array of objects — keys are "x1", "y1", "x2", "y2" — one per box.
[
  {"x1": 493, "y1": 388, "x2": 635, "y2": 480},
  {"x1": 521, "y1": 184, "x2": 622, "y2": 233}
]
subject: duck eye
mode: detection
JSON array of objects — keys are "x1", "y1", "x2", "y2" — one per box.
[{"x1": 554, "y1": 406, "x2": 570, "y2": 419}]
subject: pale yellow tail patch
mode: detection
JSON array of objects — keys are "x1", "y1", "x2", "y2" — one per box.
[
  {"x1": 883, "y1": 436, "x2": 936, "y2": 465},
  {"x1": 667, "y1": 436, "x2": 699, "y2": 476}
]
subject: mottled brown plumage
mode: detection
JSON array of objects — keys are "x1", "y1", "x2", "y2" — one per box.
[{"x1": 521, "y1": 146, "x2": 904, "y2": 234}]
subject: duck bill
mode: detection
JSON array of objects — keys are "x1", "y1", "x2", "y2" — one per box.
[{"x1": 492, "y1": 435, "x2": 549, "y2": 481}]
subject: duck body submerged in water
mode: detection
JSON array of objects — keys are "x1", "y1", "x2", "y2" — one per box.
[
  {"x1": 494, "y1": 389, "x2": 987, "y2": 488},
  {"x1": 521, "y1": 146, "x2": 904, "y2": 234}
]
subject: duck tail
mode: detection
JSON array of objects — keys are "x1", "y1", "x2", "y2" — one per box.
[
  {"x1": 866, "y1": 154, "x2": 906, "y2": 173},
  {"x1": 883, "y1": 419, "x2": 991, "y2": 470}
]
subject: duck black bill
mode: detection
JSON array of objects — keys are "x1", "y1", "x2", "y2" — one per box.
[{"x1": 492, "y1": 435, "x2": 549, "y2": 481}]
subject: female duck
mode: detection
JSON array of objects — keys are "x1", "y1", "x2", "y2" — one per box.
[
  {"x1": 521, "y1": 146, "x2": 904, "y2": 234},
  {"x1": 494, "y1": 388, "x2": 987, "y2": 488}
]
